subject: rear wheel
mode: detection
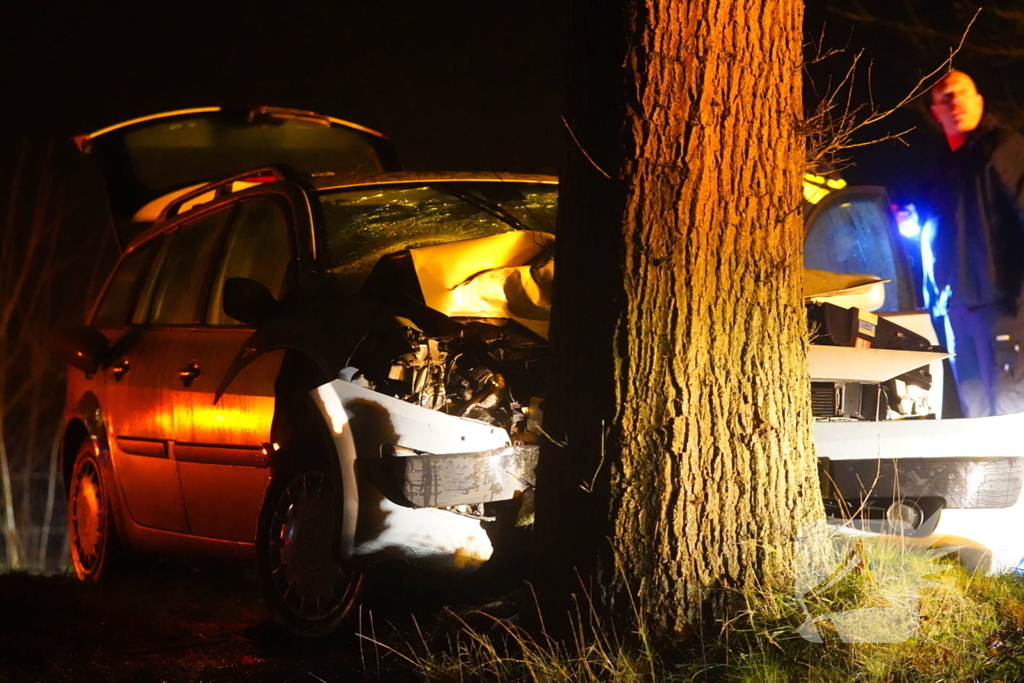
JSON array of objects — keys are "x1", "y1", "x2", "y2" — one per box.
[
  {"x1": 256, "y1": 468, "x2": 363, "y2": 637},
  {"x1": 68, "y1": 440, "x2": 120, "y2": 581}
]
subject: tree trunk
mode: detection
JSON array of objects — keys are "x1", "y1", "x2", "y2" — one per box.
[{"x1": 534, "y1": 0, "x2": 821, "y2": 638}]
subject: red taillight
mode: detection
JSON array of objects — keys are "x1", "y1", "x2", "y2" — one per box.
[{"x1": 238, "y1": 172, "x2": 278, "y2": 184}]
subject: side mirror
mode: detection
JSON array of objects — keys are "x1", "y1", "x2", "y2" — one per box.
[
  {"x1": 223, "y1": 277, "x2": 278, "y2": 326},
  {"x1": 48, "y1": 325, "x2": 109, "y2": 375}
]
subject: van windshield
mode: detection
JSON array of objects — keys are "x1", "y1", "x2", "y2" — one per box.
[{"x1": 804, "y1": 194, "x2": 913, "y2": 312}]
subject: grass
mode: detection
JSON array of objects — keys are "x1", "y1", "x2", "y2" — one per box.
[
  {"x1": 5, "y1": 533, "x2": 1024, "y2": 682},
  {"x1": 376, "y1": 536, "x2": 1024, "y2": 683}
]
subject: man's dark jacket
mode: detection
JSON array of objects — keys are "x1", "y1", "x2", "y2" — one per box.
[{"x1": 932, "y1": 113, "x2": 1024, "y2": 312}]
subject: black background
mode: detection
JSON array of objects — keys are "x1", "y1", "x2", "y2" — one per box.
[
  {"x1": 1, "y1": 2, "x2": 565, "y2": 173},
  {"x1": 2, "y1": 3, "x2": 1022, "y2": 212}
]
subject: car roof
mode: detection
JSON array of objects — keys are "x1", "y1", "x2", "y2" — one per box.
[
  {"x1": 122, "y1": 170, "x2": 558, "y2": 253},
  {"x1": 311, "y1": 171, "x2": 557, "y2": 191}
]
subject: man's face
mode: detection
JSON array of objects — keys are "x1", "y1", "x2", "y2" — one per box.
[{"x1": 931, "y1": 71, "x2": 984, "y2": 136}]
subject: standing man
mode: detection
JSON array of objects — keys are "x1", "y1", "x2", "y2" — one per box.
[{"x1": 929, "y1": 70, "x2": 1024, "y2": 416}]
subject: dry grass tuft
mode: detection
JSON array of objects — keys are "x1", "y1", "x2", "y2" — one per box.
[{"x1": 368, "y1": 540, "x2": 1024, "y2": 682}]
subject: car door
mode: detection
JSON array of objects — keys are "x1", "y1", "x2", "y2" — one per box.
[
  {"x1": 90, "y1": 235, "x2": 188, "y2": 532},
  {"x1": 103, "y1": 206, "x2": 233, "y2": 533},
  {"x1": 175, "y1": 196, "x2": 295, "y2": 542}
]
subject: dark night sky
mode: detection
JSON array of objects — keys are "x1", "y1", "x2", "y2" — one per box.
[
  {"x1": 2, "y1": 3, "x2": 1022, "y2": 200},
  {"x1": 1, "y1": 2, "x2": 565, "y2": 173},
  {"x1": 803, "y1": 3, "x2": 1024, "y2": 202}
]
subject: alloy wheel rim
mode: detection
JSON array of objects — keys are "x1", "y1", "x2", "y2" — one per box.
[
  {"x1": 71, "y1": 458, "x2": 104, "y2": 573},
  {"x1": 268, "y1": 471, "x2": 358, "y2": 621}
]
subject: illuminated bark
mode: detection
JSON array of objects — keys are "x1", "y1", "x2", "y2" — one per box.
[{"x1": 534, "y1": 0, "x2": 821, "y2": 636}]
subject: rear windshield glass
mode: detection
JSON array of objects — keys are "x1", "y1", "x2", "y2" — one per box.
[
  {"x1": 319, "y1": 182, "x2": 557, "y2": 293},
  {"x1": 92, "y1": 111, "x2": 393, "y2": 220}
]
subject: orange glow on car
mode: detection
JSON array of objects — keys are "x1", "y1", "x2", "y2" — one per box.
[{"x1": 186, "y1": 400, "x2": 273, "y2": 436}]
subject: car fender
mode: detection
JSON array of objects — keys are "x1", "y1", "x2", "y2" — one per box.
[
  {"x1": 310, "y1": 378, "x2": 504, "y2": 568},
  {"x1": 63, "y1": 391, "x2": 132, "y2": 549}
]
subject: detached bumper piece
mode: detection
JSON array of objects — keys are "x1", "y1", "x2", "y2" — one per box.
[
  {"x1": 823, "y1": 456, "x2": 1023, "y2": 510},
  {"x1": 383, "y1": 443, "x2": 538, "y2": 508}
]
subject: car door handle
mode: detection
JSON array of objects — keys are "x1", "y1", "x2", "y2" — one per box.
[
  {"x1": 111, "y1": 358, "x2": 130, "y2": 381},
  {"x1": 179, "y1": 360, "x2": 201, "y2": 388}
]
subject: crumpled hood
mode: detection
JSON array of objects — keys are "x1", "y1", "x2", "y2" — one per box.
[
  {"x1": 407, "y1": 234, "x2": 896, "y2": 337},
  {"x1": 408, "y1": 231, "x2": 555, "y2": 338}
]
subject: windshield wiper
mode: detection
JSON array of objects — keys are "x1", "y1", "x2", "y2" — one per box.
[{"x1": 439, "y1": 185, "x2": 532, "y2": 232}]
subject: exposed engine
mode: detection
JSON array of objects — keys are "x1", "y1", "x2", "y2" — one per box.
[
  {"x1": 354, "y1": 320, "x2": 546, "y2": 439},
  {"x1": 347, "y1": 320, "x2": 544, "y2": 526},
  {"x1": 350, "y1": 234, "x2": 550, "y2": 439},
  {"x1": 807, "y1": 301, "x2": 943, "y2": 421}
]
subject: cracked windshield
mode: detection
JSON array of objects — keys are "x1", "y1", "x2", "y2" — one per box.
[{"x1": 319, "y1": 182, "x2": 557, "y2": 292}]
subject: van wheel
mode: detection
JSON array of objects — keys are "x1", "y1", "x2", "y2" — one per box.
[
  {"x1": 256, "y1": 468, "x2": 363, "y2": 637},
  {"x1": 68, "y1": 440, "x2": 120, "y2": 581}
]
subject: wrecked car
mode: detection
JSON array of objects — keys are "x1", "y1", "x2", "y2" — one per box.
[
  {"x1": 53, "y1": 110, "x2": 1024, "y2": 637},
  {"x1": 802, "y1": 176, "x2": 1024, "y2": 575},
  {"x1": 55, "y1": 111, "x2": 556, "y2": 635}
]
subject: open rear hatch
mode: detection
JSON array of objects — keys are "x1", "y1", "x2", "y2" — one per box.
[{"x1": 75, "y1": 106, "x2": 400, "y2": 249}]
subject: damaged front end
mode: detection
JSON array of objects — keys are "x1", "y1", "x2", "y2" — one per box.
[
  {"x1": 305, "y1": 230, "x2": 553, "y2": 569},
  {"x1": 299, "y1": 232, "x2": 953, "y2": 571},
  {"x1": 806, "y1": 274, "x2": 1024, "y2": 573},
  {"x1": 245, "y1": 175, "x2": 990, "y2": 576},
  {"x1": 311, "y1": 377, "x2": 531, "y2": 568}
]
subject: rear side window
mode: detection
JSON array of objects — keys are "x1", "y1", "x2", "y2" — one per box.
[
  {"x1": 207, "y1": 198, "x2": 294, "y2": 325},
  {"x1": 92, "y1": 239, "x2": 161, "y2": 328},
  {"x1": 804, "y1": 197, "x2": 909, "y2": 312},
  {"x1": 148, "y1": 208, "x2": 232, "y2": 325}
]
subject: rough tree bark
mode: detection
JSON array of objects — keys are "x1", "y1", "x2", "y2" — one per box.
[{"x1": 534, "y1": 0, "x2": 822, "y2": 637}]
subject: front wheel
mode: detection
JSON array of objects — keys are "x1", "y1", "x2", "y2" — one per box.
[
  {"x1": 256, "y1": 468, "x2": 363, "y2": 637},
  {"x1": 68, "y1": 440, "x2": 121, "y2": 581}
]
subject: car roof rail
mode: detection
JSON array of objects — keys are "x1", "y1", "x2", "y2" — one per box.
[{"x1": 158, "y1": 165, "x2": 297, "y2": 222}]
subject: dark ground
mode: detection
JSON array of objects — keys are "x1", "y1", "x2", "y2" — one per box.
[{"x1": 0, "y1": 558, "x2": 526, "y2": 683}]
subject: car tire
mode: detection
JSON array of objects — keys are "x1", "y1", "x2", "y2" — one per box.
[
  {"x1": 68, "y1": 440, "x2": 121, "y2": 581},
  {"x1": 256, "y1": 466, "x2": 363, "y2": 637}
]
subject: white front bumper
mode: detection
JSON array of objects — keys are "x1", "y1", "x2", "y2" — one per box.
[
  {"x1": 312, "y1": 378, "x2": 513, "y2": 569},
  {"x1": 816, "y1": 413, "x2": 1024, "y2": 573}
]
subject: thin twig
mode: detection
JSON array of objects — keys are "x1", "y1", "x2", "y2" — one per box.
[{"x1": 561, "y1": 116, "x2": 612, "y2": 179}]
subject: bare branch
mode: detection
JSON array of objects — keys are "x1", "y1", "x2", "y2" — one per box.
[
  {"x1": 561, "y1": 116, "x2": 612, "y2": 180},
  {"x1": 805, "y1": 9, "x2": 980, "y2": 173},
  {"x1": 829, "y1": 3, "x2": 1024, "y2": 58}
]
